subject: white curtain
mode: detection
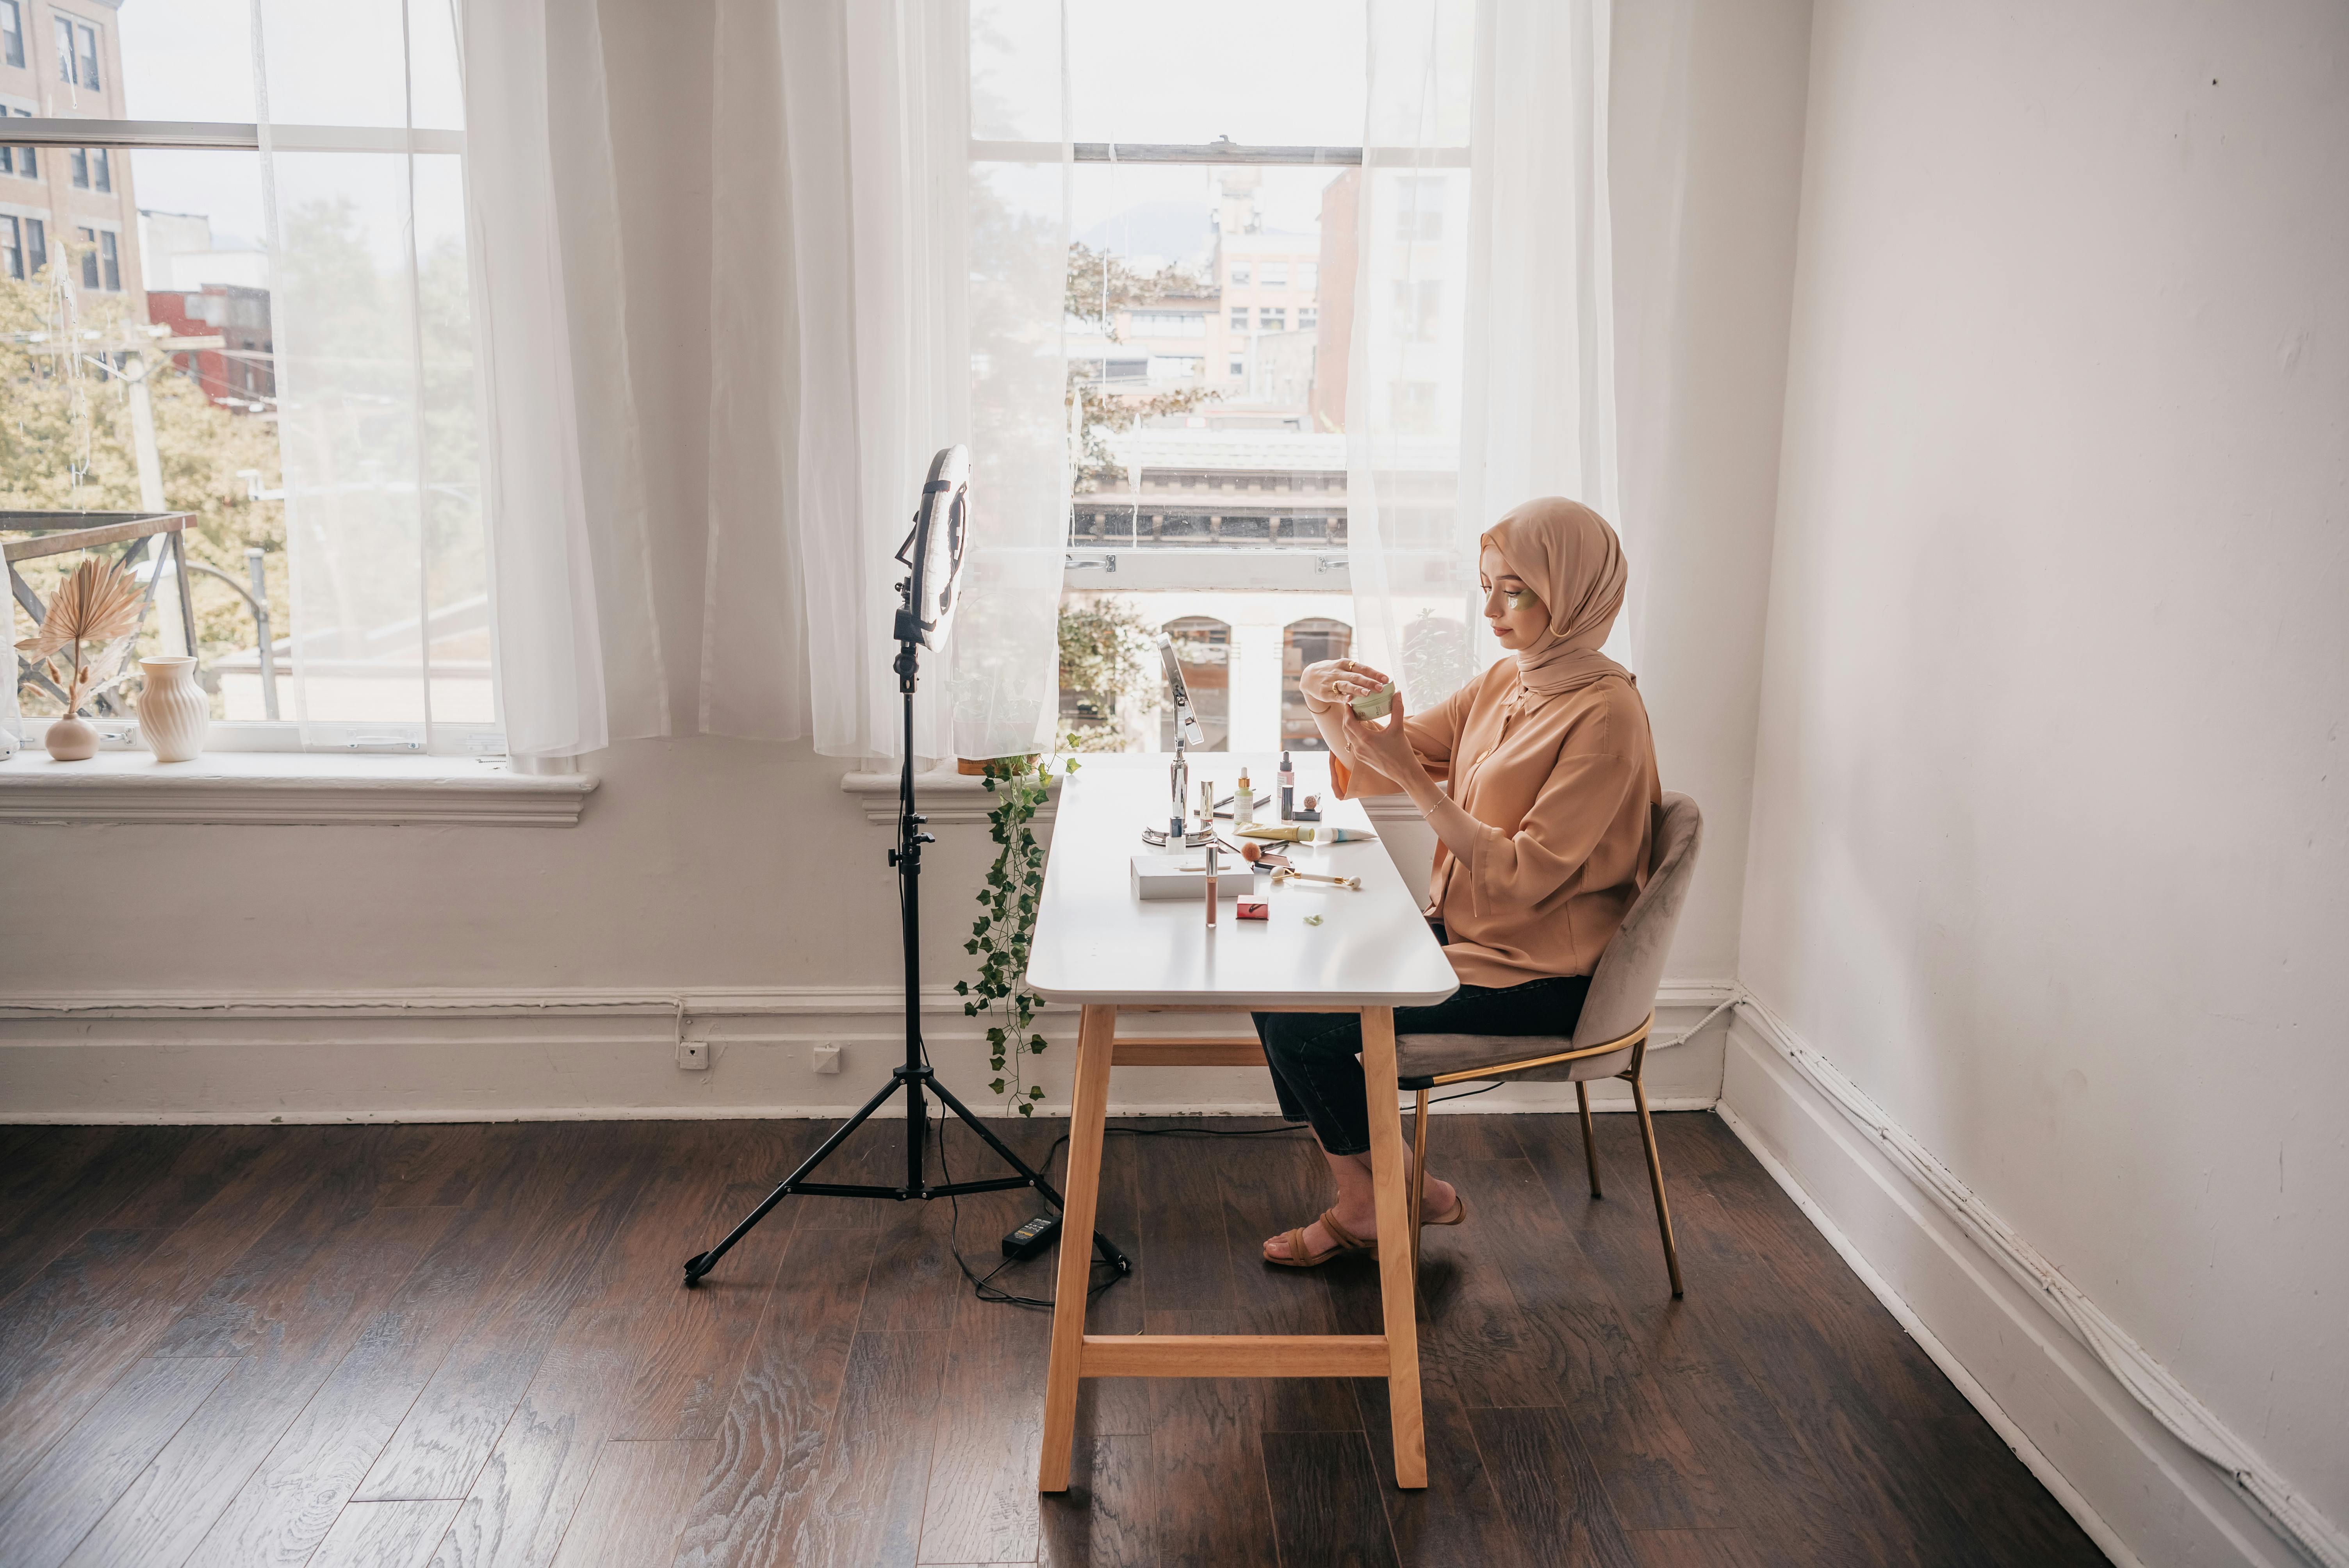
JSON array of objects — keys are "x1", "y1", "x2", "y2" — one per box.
[
  {"x1": 703, "y1": 0, "x2": 1068, "y2": 762},
  {"x1": 1346, "y1": 0, "x2": 1631, "y2": 708},
  {"x1": 457, "y1": 0, "x2": 665, "y2": 759},
  {"x1": 256, "y1": 0, "x2": 495, "y2": 752},
  {"x1": 466, "y1": 0, "x2": 1069, "y2": 764}
]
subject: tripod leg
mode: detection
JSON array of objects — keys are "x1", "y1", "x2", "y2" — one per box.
[
  {"x1": 682, "y1": 1071, "x2": 902, "y2": 1285},
  {"x1": 934, "y1": 1077, "x2": 1132, "y2": 1273}
]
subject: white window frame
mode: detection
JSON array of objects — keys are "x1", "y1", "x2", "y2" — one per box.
[{"x1": 2, "y1": 113, "x2": 530, "y2": 794}]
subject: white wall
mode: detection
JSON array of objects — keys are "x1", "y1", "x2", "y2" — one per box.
[
  {"x1": 1736, "y1": 0, "x2": 2348, "y2": 1555},
  {"x1": 1611, "y1": 0, "x2": 1814, "y2": 980}
]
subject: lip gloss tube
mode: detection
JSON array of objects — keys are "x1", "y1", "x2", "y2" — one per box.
[{"x1": 1204, "y1": 841, "x2": 1219, "y2": 927}]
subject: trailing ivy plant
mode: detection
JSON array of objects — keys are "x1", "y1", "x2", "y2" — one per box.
[{"x1": 956, "y1": 745, "x2": 1080, "y2": 1114}]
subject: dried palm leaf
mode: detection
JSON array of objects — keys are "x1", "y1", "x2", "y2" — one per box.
[
  {"x1": 16, "y1": 558, "x2": 148, "y2": 716},
  {"x1": 14, "y1": 558, "x2": 145, "y2": 659}
]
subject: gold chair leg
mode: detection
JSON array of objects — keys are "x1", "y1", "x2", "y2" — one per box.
[
  {"x1": 1575, "y1": 1080, "x2": 1602, "y2": 1198},
  {"x1": 1626, "y1": 1046, "x2": 1684, "y2": 1298},
  {"x1": 1409, "y1": 1088, "x2": 1429, "y2": 1278}
]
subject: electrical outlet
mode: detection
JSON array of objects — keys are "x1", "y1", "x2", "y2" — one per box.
[
  {"x1": 677, "y1": 1040, "x2": 709, "y2": 1071},
  {"x1": 811, "y1": 1043, "x2": 842, "y2": 1075}
]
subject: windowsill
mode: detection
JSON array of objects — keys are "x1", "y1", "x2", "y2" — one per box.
[
  {"x1": 0, "y1": 748, "x2": 597, "y2": 827},
  {"x1": 838, "y1": 762, "x2": 1426, "y2": 827},
  {"x1": 840, "y1": 767, "x2": 1056, "y2": 826}
]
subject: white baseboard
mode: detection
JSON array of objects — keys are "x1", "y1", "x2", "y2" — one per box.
[
  {"x1": 0, "y1": 981, "x2": 1736, "y2": 1125},
  {"x1": 1720, "y1": 1000, "x2": 2344, "y2": 1568}
]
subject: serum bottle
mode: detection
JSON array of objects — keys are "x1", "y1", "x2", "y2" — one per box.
[
  {"x1": 1278, "y1": 750, "x2": 1295, "y2": 821},
  {"x1": 1169, "y1": 736, "x2": 1188, "y2": 841},
  {"x1": 1233, "y1": 766, "x2": 1254, "y2": 827}
]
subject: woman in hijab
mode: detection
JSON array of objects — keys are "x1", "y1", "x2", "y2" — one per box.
[{"x1": 1255, "y1": 497, "x2": 1663, "y2": 1266}]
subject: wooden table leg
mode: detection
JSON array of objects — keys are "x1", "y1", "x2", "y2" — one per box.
[
  {"x1": 1358, "y1": 1005, "x2": 1427, "y2": 1488},
  {"x1": 1039, "y1": 1003, "x2": 1117, "y2": 1492}
]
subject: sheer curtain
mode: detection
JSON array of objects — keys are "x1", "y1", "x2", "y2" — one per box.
[
  {"x1": 461, "y1": 0, "x2": 1069, "y2": 764},
  {"x1": 699, "y1": 0, "x2": 1069, "y2": 763},
  {"x1": 1345, "y1": 0, "x2": 1636, "y2": 708},
  {"x1": 255, "y1": 0, "x2": 494, "y2": 752},
  {"x1": 456, "y1": 0, "x2": 665, "y2": 759}
]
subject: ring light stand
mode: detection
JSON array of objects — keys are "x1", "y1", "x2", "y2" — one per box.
[{"x1": 684, "y1": 446, "x2": 1131, "y2": 1287}]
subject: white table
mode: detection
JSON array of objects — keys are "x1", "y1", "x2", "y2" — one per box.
[{"x1": 1025, "y1": 754, "x2": 1457, "y2": 1492}]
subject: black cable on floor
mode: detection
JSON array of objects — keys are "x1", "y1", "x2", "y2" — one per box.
[{"x1": 939, "y1": 1079, "x2": 1511, "y2": 1311}]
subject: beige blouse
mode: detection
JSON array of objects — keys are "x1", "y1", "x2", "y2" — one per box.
[{"x1": 1326, "y1": 660, "x2": 1663, "y2": 989}]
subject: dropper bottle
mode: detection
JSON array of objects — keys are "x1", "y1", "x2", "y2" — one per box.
[
  {"x1": 1169, "y1": 735, "x2": 1189, "y2": 842},
  {"x1": 1278, "y1": 750, "x2": 1294, "y2": 821}
]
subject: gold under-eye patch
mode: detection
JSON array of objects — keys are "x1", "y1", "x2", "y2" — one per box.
[{"x1": 1503, "y1": 589, "x2": 1536, "y2": 610}]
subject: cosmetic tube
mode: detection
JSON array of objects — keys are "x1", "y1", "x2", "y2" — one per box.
[
  {"x1": 1279, "y1": 750, "x2": 1294, "y2": 820},
  {"x1": 1169, "y1": 739, "x2": 1188, "y2": 840},
  {"x1": 1204, "y1": 841, "x2": 1219, "y2": 927}
]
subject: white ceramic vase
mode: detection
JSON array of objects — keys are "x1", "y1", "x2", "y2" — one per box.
[{"x1": 137, "y1": 656, "x2": 209, "y2": 763}]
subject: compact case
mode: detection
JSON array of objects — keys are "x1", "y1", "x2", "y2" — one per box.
[{"x1": 1130, "y1": 854, "x2": 1244, "y2": 900}]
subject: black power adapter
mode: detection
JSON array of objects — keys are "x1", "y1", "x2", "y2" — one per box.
[{"x1": 1001, "y1": 1213, "x2": 1060, "y2": 1260}]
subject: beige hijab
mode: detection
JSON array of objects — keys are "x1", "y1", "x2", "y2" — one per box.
[{"x1": 1479, "y1": 497, "x2": 1632, "y2": 697}]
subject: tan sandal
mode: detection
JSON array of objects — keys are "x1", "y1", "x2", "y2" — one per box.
[
  {"x1": 1421, "y1": 1192, "x2": 1469, "y2": 1228},
  {"x1": 1264, "y1": 1208, "x2": 1376, "y2": 1268}
]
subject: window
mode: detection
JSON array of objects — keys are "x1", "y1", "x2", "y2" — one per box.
[
  {"x1": 1298, "y1": 306, "x2": 1317, "y2": 330},
  {"x1": 1392, "y1": 379, "x2": 1441, "y2": 433},
  {"x1": 54, "y1": 15, "x2": 98, "y2": 90},
  {"x1": 1392, "y1": 278, "x2": 1441, "y2": 341},
  {"x1": 1, "y1": 2, "x2": 21, "y2": 70},
  {"x1": 1041, "y1": 10, "x2": 1378, "y2": 757},
  {"x1": 1282, "y1": 618, "x2": 1352, "y2": 748},
  {"x1": 5, "y1": 7, "x2": 497, "y2": 755},
  {"x1": 1395, "y1": 175, "x2": 1446, "y2": 241},
  {"x1": 1129, "y1": 310, "x2": 1206, "y2": 339},
  {"x1": 2, "y1": 109, "x2": 37, "y2": 178}
]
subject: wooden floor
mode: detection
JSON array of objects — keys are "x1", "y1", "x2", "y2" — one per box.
[{"x1": 0, "y1": 1110, "x2": 2107, "y2": 1568}]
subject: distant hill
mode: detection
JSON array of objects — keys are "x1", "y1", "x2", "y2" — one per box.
[{"x1": 1077, "y1": 200, "x2": 1213, "y2": 268}]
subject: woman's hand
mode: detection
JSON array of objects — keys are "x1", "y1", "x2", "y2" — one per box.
[
  {"x1": 1341, "y1": 686, "x2": 1425, "y2": 794},
  {"x1": 1299, "y1": 658, "x2": 1392, "y2": 713}
]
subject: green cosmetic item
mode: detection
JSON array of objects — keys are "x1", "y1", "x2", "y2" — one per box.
[
  {"x1": 1350, "y1": 682, "x2": 1397, "y2": 720},
  {"x1": 1503, "y1": 589, "x2": 1536, "y2": 610}
]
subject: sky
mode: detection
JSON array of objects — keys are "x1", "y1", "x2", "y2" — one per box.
[{"x1": 1064, "y1": 0, "x2": 1365, "y2": 259}]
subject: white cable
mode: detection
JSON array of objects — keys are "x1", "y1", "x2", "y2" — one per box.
[{"x1": 1734, "y1": 993, "x2": 2345, "y2": 1568}]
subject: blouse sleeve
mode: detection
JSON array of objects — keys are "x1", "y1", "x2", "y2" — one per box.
[
  {"x1": 1328, "y1": 679, "x2": 1473, "y2": 797},
  {"x1": 1463, "y1": 741, "x2": 1649, "y2": 918}
]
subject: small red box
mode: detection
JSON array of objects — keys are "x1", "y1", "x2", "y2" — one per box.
[{"x1": 1235, "y1": 887, "x2": 1271, "y2": 920}]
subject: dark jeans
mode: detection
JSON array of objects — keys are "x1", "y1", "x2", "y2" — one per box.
[{"x1": 1252, "y1": 929, "x2": 1591, "y2": 1155}]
